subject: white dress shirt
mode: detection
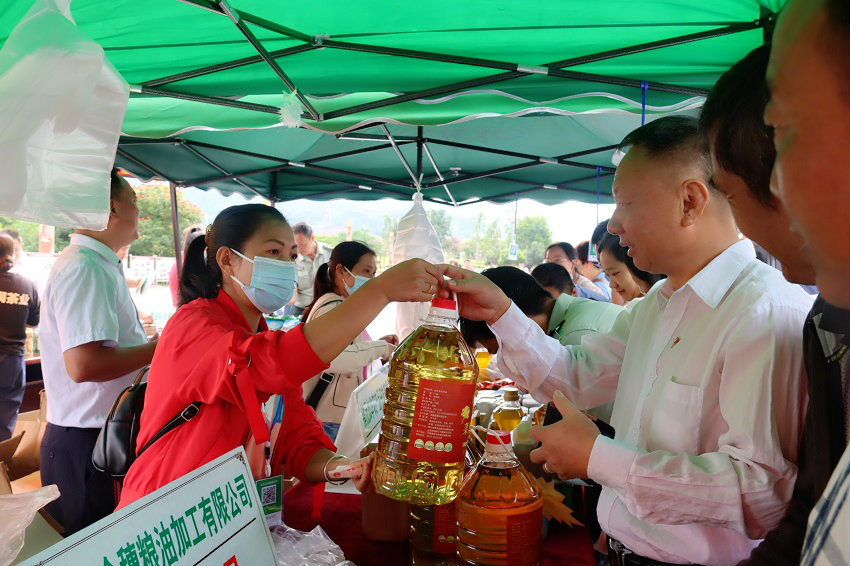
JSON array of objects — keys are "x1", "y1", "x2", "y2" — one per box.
[
  {"x1": 490, "y1": 240, "x2": 812, "y2": 565},
  {"x1": 40, "y1": 234, "x2": 148, "y2": 428},
  {"x1": 295, "y1": 242, "x2": 331, "y2": 308}
]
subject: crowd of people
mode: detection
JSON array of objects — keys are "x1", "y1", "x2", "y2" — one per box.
[{"x1": 0, "y1": 0, "x2": 846, "y2": 564}]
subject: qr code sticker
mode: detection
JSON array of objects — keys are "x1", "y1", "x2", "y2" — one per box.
[{"x1": 261, "y1": 484, "x2": 277, "y2": 506}]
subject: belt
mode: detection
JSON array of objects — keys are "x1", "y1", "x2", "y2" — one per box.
[{"x1": 607, "y1": 537, "x2": 699, "y2": 566}]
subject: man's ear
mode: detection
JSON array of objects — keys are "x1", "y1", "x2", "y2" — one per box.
[
  {"x1": 681, "y1": 179, "x2": 710, "y2": 227},
  {"x1": 571, "y1": 287, "x2": 578, "y2": 297}
]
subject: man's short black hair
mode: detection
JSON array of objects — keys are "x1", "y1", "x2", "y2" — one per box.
[
  {"x1": 699, "y1": 44, "x2": 776, "y2": 209},
  {"x1": 531, "y1": 262, "x2": 575, "y2": 294},
  {"x1": 292, "y1": 222, "x2": 313, "y2": 238},
  {"x1": 546, "y1": 242, "x2": 576, "y2": 261},
  {"x1": 0, "y1": 228, "x2": 22, "y2": 245},
  {"x1": 110, "y1": 168, "x2": 128, "y2": 200},
  {"x1": 576, "y1": 241, "x2": 590, "y2": 263},
  {"x1": 619, "y1": 116, "x2": 711, "y2": 182},
  {"x1": 459, "y1": 266, "x2": 553, "y2": 349}
]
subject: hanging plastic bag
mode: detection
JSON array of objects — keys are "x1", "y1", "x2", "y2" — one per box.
[
  {"x1": 0, "y1": 0, "x2": 129, "y2": 230},
  {"x1": 391, "y1": 192, "x2": 445, "y2": 339},
  {"x1": 0, "y1": 485, "x2": 60, "y2": 566},
  {"x1": 270, "y1": 524, "x2": 356, "y2": 566}
]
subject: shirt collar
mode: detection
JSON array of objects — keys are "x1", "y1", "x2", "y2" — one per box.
[
  {"x1": 819, "y1": 297, "x2": 850, "y2": 343},
  {"x1": 548, "y1": 294, "x2": 578, "y2": 334},
  {"x1": 675, "y1": 239, "x2": 757, "y2": 309},
  {"x1": 213, "y1": 288, "x2": 268, "y2": 333},
  {"x1": 69, "y1": 233, "x2": 120, "y2": 265}
]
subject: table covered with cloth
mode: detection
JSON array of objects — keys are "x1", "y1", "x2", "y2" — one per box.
[{"x1": 283, "y1": 482, "x2": 596, "y2": 566}]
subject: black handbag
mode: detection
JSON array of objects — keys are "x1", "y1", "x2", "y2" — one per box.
[{"x1": 92, "y1": 366, "x2": 201, "y2": 479}]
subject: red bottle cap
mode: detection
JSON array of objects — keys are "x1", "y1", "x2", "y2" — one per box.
[
  {"x1": 486, "y1": 429, "x2": 512, "y2": 445},
  {"x1": 431, "y1": 297, "x2": 456, "y2": 310}
]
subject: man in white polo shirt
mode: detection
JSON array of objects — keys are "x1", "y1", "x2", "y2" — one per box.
[{"x1": 39, "y1": 169, "x2": 157, "y2": 534}]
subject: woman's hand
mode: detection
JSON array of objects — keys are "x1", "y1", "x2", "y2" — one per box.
[
  {"x1": 370, "y1": 259, "x2": 443, "y2": 303},
  {"x1": 379, "y1": 334, "x2": 400, "y2": 346},
  {"x1": 438, "y1": 264, "x2": 512, "y2": 325},
  {"x1": 324, "y1": 453, "x2": 375, "y2": 493}
]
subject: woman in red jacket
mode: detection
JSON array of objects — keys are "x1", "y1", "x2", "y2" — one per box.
[{"x1": 118, "y1": 204, "x2": 442, "y2": 507}]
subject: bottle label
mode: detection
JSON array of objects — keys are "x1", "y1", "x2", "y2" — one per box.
[
  {"x1": 506, "y1": 507, "x2": 543, "y2": 566},
  {"x1": 407, "y1": 378, "x2": 476, "y2": 464},
  {"x1": 433, "y1": 502, "x2": 458, "y2": 553}
]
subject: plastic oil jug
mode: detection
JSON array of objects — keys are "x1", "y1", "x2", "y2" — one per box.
[
  {"x1": 456, "y1": 429, "x2": 543, "y2": 566},
  {"x1": 372, "y1": 296, "x2": 479, "y2": 505}
]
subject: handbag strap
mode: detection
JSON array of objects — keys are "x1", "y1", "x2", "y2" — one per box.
[
  {"x1": 305, "y1": 373, "x2": 335, "y2": 409},
  {"x1": 137, "y1": 402, "x2": 202, "y2": 458}
]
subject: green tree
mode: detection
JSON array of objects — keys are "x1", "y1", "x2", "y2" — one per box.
[
  {"x1": 0, "y1": 217, "x2": 38, "y2": 251},
  {"x1": 426, "y1": 209, "x2": 452, "y2": 252},
  {"x1": 513, "y1": 215, "x2": 552, "y2": 266},
  {"x1": 132, "y1": 183, "x2": 203, "y2": 256}
]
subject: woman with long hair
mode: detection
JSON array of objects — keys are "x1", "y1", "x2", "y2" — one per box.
[
  {"x1": 597, "y1": 232, "x2": 664, "y2": 306},
  {"x1": 118, "y1": 204, "x2": 442, "y2": 507},
  {"x1": 300, "y1": 241, "x2": 398, "y2": 441}
]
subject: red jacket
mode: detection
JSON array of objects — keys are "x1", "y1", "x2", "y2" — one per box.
[{"x1": 118, "y1": 290, "x2": 333, "y2": 508}]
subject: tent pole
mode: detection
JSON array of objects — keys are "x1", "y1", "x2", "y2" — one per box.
[
  {"x1": 305, "y1": 141, "x2": 415, "y2": 164},
  {"x1": 422, "y1": 142, "x2": 457, "y2": 207},
  {"x1": 137, "y1": 85, "x2": 280, "y2": 114},
  {"x1": 169, "y1": 182, "x2": 183, "y2": 277},
  {"x1": 179, "y1": 141, "x2": 266, "y2": 199},
  {"x1": 216, "y1": 0, "x2": 320, "y2": 120},
  {"x1": 416, "y1": 127, "x2": 424, "y2": 182},
  {"x1": 143, "y1": 44, "x2": 317, "y2": 88}
]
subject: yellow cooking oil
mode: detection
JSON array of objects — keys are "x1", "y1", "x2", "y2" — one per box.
[{"x1": 372, "y1": 297, "x2": 479, "y2": 505}]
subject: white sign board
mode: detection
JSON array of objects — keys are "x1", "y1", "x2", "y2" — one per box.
[
  {"x1": 333, "y1": 364, "x2": 389, "y2": 460},
  {"x1": 508, "y1": 241, "x2": 519, "y2": 261},
  {"x1": 23, "y1": 448, "x2": 276, "y2": 566}
]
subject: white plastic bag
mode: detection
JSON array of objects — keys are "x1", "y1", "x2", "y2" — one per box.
[
  {"x1": 270, "y1": 524, "x2": 355, "y2": 566},
  {"x1": 392, "y1": 192, "x2": 445, "y2": 339},
  {"x1": 0, "y1": 485, "x2": 59, "y2": 566},
  {"x1": 0, "y1": 0, "x2": 129, "y2": 230}
]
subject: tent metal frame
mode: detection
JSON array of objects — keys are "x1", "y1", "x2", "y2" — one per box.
[
  {"x1": 138, "y1": 1, "x2": 772, "y2": 123},
  {"x1": 118, "y1": 127, "x2": 617, "y2": 202}
]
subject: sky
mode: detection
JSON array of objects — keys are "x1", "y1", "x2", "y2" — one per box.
[{"x1": 180, "y1": 186, "x2": 617, "y2": 247}]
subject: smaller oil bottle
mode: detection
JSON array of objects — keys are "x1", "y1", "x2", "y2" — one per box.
[
  {"x1": 457, "y1": 429, "x2": 543, "y2": 566},
  {"x1": 491, "y1": 388, "x2": 524, "y2": 432},
  {"x1": 410, "y1": 503, "x2": 458, "y2": 566}
]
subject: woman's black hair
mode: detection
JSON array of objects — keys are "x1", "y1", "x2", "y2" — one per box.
[
  {"x1": 596, "y1": 232, "x2": 664, "y2": 289},
  {"x1": 178, "y1": 204, "x2": 287, "y2": 306},
  {"x1": 301, "y1": 240, "x2": 375, "y2": 322}
]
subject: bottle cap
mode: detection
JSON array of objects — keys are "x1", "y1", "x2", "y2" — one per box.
[
  {"x1": 431, "y1": 297, "x2": 456, "y2": 310},
  {"x1": 502, "y1": 387, "x2": 520, "y2": 402},
  {"x1": 485, "y1": 429, "x2": 513, "y2": 453}
]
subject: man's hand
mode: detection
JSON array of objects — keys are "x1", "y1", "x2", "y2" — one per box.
[
  {"x1": 529, "y1": 391, "x2": 600, "y2": 480},
  {"x1": 437, "y1": 264, "x2": 511, "y2": 325}
]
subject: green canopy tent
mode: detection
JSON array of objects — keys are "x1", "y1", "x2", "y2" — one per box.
[{"x1": 1, "y1": 0, "x2": 781, "y2": 261}]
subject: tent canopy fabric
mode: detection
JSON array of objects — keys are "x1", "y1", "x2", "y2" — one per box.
[{"x1": 1, "y1": 0, "x2": 781, "y2": 204}]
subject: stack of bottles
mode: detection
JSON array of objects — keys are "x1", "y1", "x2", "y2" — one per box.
[{"x1": 371, "y1": 296, "x2": 544, "y2": 565}]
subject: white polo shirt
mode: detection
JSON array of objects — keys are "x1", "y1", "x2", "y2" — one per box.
[{"x1": 40, "y1": 234, "x2": 148, "y2": 428}]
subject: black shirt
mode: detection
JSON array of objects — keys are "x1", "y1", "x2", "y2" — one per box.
[
  {"x1": 0, "y1": 270, "x2": 40, "y2": 356},
  {"x1": 741, "y1": 296, "x2": 850, "y2": 565}
]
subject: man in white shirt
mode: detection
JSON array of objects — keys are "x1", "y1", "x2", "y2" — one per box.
[
  {"x1": 763, "y1": 1, "x2": 850, "y2": 564},
  {"x1": 291, "y1": 221, "x2": 331, "y2": 317},
  {"x1": 442, "y1": 116, "x2": 812, "y2": 565},
  {"x1": 39, "y1": 169, "x2": 157, "y2": 535}
]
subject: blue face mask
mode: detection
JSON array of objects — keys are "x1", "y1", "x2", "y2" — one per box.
[
  {"x1": 229, "y1": 248, "x2": 296, "y2": 314},
  {"x1": 344, "y1": 266, "x2": 370, "y2": 295}
]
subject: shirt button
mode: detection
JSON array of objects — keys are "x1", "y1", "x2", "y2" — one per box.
[{"x1": 631, "y1": 427, "x2": 638, "y2": 435}]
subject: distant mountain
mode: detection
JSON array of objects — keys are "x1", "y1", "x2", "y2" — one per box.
[{"x1": 180, "y1": 186, "x2": 615, "y2": 245}]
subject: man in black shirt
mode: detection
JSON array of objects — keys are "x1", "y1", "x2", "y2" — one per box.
[
  {"x1": 699, "y1": 43, "x2": 849, "y2": 565},
  {"x1": 0, "y1": 234, "x2": 40, "y2": 441}
]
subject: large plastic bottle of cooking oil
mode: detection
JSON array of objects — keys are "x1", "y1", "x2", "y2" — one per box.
[
  {"x1": 457, "y1": 429, "x2": 543, "y2": 566},
  {"x1": 372, "y1": 296, "x2": 479, "y2": 506},
  {"x1": 410, "y1": 502, "x2": 458, "y2": 566}
]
